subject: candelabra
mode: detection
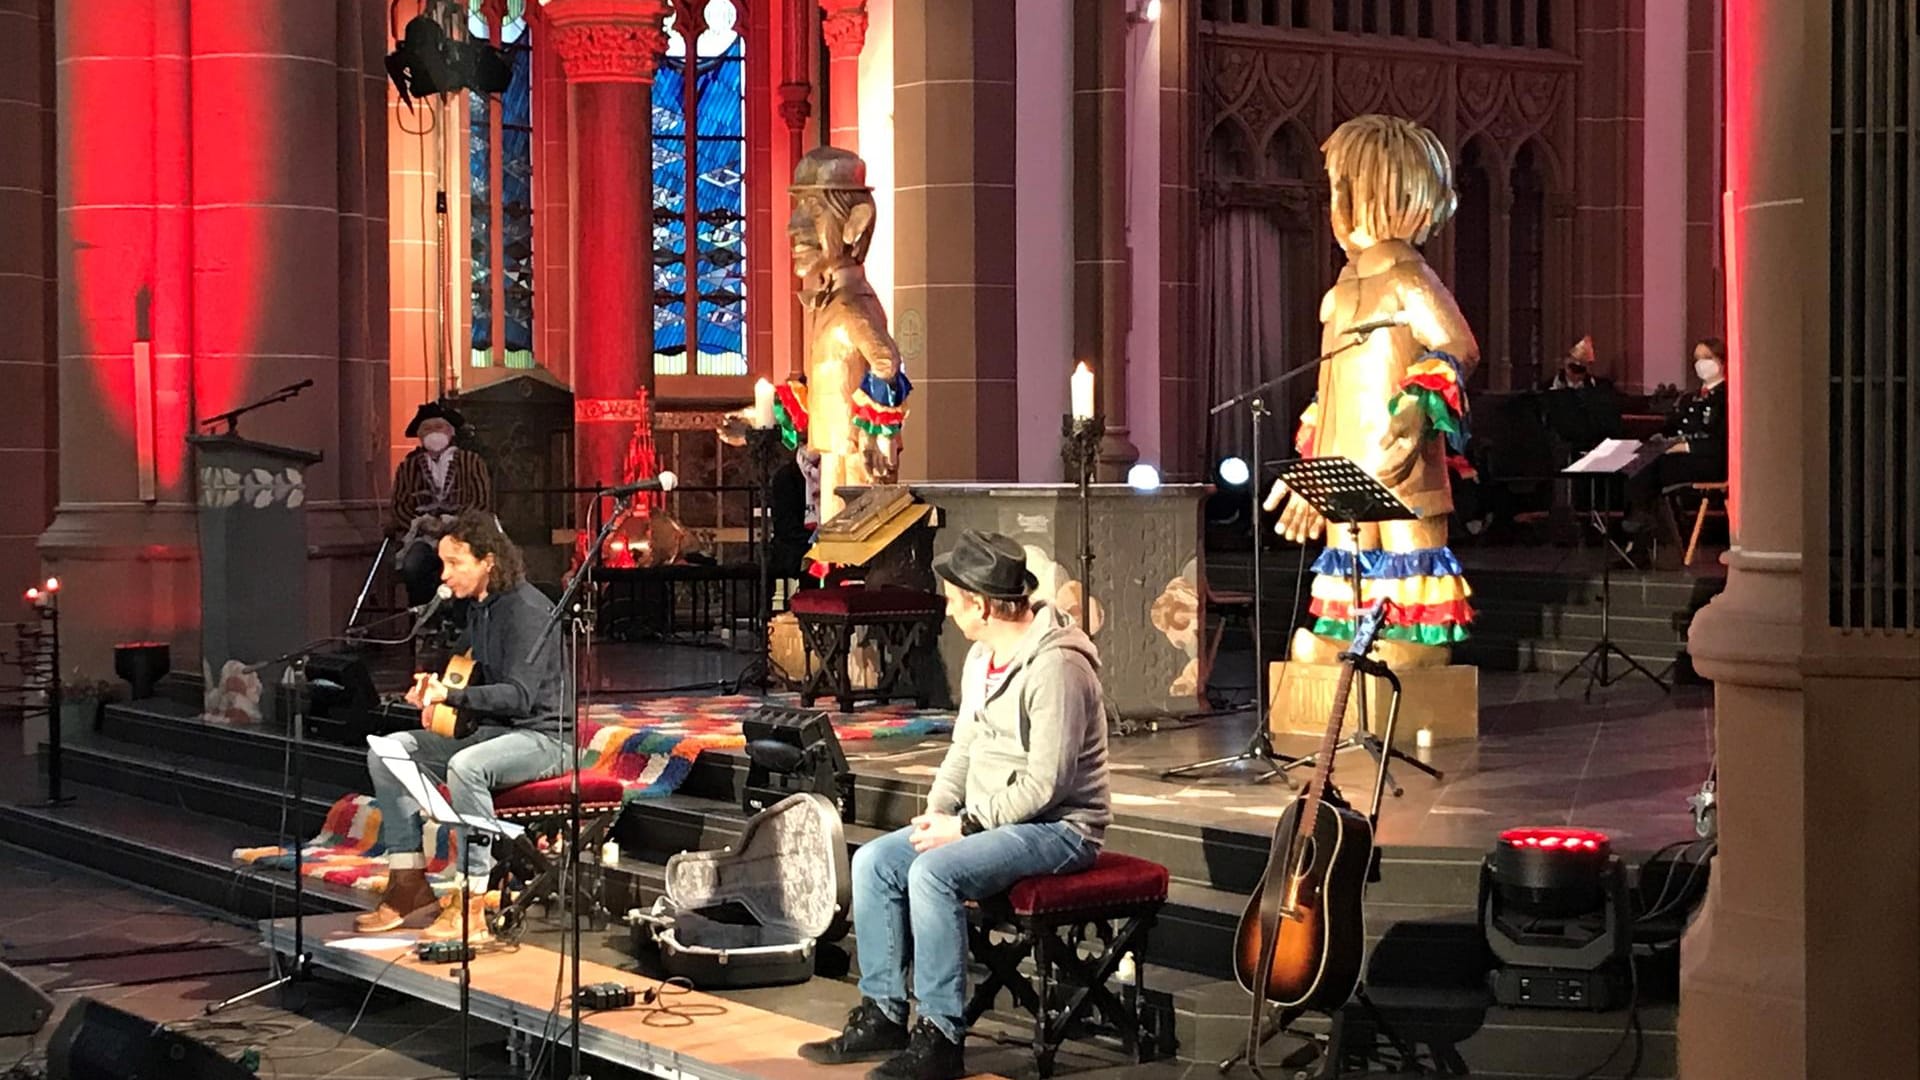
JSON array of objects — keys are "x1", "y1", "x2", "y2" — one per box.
[
  {"x1": 743, "y1": 426, "x2": 789, "y2": 691},
  {"x1": 1060, "y1": 415, "x2": 1104, "y2": 632}
]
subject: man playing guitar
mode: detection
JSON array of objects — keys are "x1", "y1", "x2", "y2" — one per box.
[{"x1": 355, "y1": 511, "x2": 570, "y2": 942}]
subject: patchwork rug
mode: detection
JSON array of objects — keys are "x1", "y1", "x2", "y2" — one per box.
[{"x1": 234, "y1": 693, "x2": 954, "y2": 894}]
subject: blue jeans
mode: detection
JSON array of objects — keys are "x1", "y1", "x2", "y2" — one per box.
[
  {"x1": 852, "y1": 821, "x2": 1097, "y2": 1042},
  {"x1": 366, "y1": 727, "x2": 570, "y2": 885}
]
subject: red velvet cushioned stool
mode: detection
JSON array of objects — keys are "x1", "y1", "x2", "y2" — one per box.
[
  {"x1": 964, "y1": 851, "x2": 1172, "y2": 1076},
  {"x1": 491, "y1": 718, "x2": 626, "y2": 936},
  {"x1": 788, "y1": 586, "x2": 942, "y2": 713}
]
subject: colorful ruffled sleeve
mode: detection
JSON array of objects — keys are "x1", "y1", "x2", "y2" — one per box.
[
  {"x1": 1389, "y1": 350, "x2": 1470, "y2": 454},
  {"x1": 774, "y1": 380, "x2": 809, "y2": 451},
  {"x1": 853, "y1": 369, "x2": 912, "y2": 439}
]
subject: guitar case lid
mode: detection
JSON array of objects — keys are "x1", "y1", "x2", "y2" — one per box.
[{"x1": 660, "y1": 791, "x2": 852, "y2": 944}]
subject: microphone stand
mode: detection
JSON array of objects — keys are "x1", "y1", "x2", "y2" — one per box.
[
  {"x1": 1161, "y1": 333, "x2": 1373, "y2": 785},
  {"x1": 199, "y1": 378, "x2": 314, "y2": 436},
  {"x1": 525, "y1": 490, "x2": 628, "y2": 1080}
]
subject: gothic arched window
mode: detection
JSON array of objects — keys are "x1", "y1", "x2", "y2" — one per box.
[
  {"x1": 652, "y1": 0, "x2": 749, "y2": 383},
  {"x1": 468, "y1": 0, "x2": 536, "y2": 369}
]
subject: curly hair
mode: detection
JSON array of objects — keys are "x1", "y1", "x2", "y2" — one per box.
[{"x1": 443, "y1": 510, "x2": 525, "y2": 593}]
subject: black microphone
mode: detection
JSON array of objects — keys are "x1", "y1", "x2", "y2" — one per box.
[
  {"x1": 604, "y1": 471, "x2": 678, "y2": 499},
  {"x1": 1344, "y1": 313, "x2": 1409, "y2": 337},
  {"x1": 407, "y1": 584, "x2": 453, "y2": 638}
]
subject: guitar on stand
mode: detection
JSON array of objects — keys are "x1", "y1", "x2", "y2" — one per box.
[{"x1": 1228, "y1": 601, "x2": 1424, "y2": 1077}]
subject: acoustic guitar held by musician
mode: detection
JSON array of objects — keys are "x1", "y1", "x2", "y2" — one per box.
[{"x1": 1234, "y1": 602, "x2": 1390, "y2": 1018}]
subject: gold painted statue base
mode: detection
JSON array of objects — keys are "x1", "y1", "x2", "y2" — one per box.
[{"x1": 1270, "y1": 660, "x2": 1480, "y2": 745}]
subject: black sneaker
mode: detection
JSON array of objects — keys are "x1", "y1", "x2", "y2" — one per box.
[
  {"x1": 868, "y1": 1019, "x2": 966, "y2": 1080},
  {"x1": 798, "y1": 998, "x2": 910, "y2": 1065}
]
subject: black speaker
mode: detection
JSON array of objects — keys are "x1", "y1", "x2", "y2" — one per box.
[
  {"x1": 303, "y1": 650, "x2": 380, "y2": 742},
  {"x1": 0, "y1": 961, "x2": 52, "y2": 1036},
  {"x1": 46, "y1": 998, "x2": 253, "y2": 1080},
  {"x1": 741, "y1": 706, "x2": 853, "y2": 821}
]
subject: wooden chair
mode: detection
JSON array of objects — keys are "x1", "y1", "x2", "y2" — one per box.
[{"x1": 1679, "y1": 481, "x2": 1729, "y2": 566}]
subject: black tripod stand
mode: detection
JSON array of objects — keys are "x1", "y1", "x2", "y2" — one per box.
[
  {"x1": 1557, "y1": 456, "x2": 1670, "y2": 699},
  {"x1": 1275, "y1": 458, "x2": 1443, "y2": 797}
]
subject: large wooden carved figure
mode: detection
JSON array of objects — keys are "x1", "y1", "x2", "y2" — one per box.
[
  {"x1": 1265, "y1": 115, "x2": 1477, "y2": 668},
  {"x1": 787, "y1": 146, "x2": 910, "y2": 524}
]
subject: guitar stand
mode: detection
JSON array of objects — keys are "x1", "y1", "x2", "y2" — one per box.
[
  {"x1": 1281, "y1": 657, "x2": 1441, "y2": 798},
  {"x1": 1218, "y1": 989, "x2": 1428, "y2": 1078}
]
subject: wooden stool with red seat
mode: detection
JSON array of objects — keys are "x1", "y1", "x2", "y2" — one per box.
[
  {"x1": 963, "y1": 851, "x2": 1172, "y2": 1076},
  {"x1": 490, "y1": 718, "x2": 627, "y2": 934},
  {"x1": 788, "y1": 586, "x2": 942, "y2": 713}
]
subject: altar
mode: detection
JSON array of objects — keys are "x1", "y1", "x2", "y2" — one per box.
[{"x1": 904, "y1": 483, "x2": 1210, "y2": 717}]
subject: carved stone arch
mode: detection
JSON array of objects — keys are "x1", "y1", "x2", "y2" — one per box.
[
  {"x1": 1204, "y1": 117, "x2": 1258, "y2": 182},
  {"x1": 1510, "y1": 135, "x2": 1562, "y2": 192},
  {"x1": 1206, "y1": 46, "x2": 1261, "y2": 114},
  {"x1": 1261, "y1": 119, "x2": 1314, "y2": 182}
]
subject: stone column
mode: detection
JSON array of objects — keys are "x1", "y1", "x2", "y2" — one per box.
[
  {"x1": 891, "y1": 0, "x2": 1019, "y2": 482},
  {"x1": 43, "y1": 0, "x2": 390, "y2": 670},
  {"x1": 0, "y1": 0, "x2": 56, "y2": 596},
  {"x1": 1572, "y1": 1, "x2": 1645, "y2": 386},
  {"x1": 1154, "y1": 0, "x2": 1202, "y2": 482},
  {"x1": 541, "y1": 0, "x2": 670, "y2": 498},
  {"x1": 1073, "y1": 0, "x2": 1137, "y2": 478},
  {"x1": 1678, "y1": 0, "x2": 1808, "y2": 1075},
  {"x1": 774, "y1": 0, "x2": 814, "y2": 379},
  {"x1": 820, "y1": 0, "x2": 864, "y2": 150}
]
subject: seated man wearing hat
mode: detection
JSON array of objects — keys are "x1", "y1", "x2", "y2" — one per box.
[
  {"x1": 391, "y1": 400, "x2": 495, "y2": 609},
  {"x1": 801, "y1": 530, "x2": 1111, "y2": 1080}
]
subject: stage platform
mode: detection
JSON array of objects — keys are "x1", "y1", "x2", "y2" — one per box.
[{"x1": 262, "y1": 913, "x2": 1034, "y2": 1080}]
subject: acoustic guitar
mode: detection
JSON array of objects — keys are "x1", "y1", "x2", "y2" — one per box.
[
  {"x1": 1232, "y1": 602, "x2": 1388, "y2": 1022},
  {"x1": 415, "y1": 652, "x2": 476, "y2": 739}
]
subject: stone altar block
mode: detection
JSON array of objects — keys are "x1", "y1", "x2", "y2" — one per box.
[
  {"x1": 905, "y1": 483, "x2": 1209, "y2": 716},
  {"x1": 1270, "y1": 660, "x2": 1480, "y2": 744}
]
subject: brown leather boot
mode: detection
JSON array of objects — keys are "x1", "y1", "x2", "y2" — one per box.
[
  {"x1": 420, "y1": 888, "x2": 491, "y2": 944},
  {"x1": 352, "y1": 867, "x2": 438, "y2": 933}
]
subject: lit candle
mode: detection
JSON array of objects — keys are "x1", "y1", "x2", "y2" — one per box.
[
  {"x1": 752, "y1": 378, "x2": 776, "y2": 429},
  {"x1": 1070, "y1": 362, "x2": 1095, "y2": 421}
]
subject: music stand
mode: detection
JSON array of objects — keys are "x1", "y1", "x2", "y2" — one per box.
[
  {"x1": 1275, "y1": 457, "x2": 1443, "y2": 795},
  {"x1": 1557, "y1": 440, "x2": 1671, "y2": 698}
]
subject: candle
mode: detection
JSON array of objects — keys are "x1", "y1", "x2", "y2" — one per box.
[
  {"x1": 1070, "y1": 362, "x2": 1095, "y2": 421},
  {"x1": 752, "y1": 378, "x2": 776, "y2": 429},
  {"x1": 1415, "y1": 728, "x2": 1433, "y2": 749}
]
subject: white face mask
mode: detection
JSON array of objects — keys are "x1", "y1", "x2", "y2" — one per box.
[
  {"x1": 1694, "y1": 358, "x2": 1723, "y2": 384},
  {"x1": 421, "y1": 431, "x2": 452, "y2": 454}
]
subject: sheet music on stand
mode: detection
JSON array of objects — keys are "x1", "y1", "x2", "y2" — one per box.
[
  {"x1": 1279, "y1": 457, "x2": 1417, "y2": 525},
  {"x1": 366, "y1": 734, "x2": 525, "y2": 839},
  {"x1": 1563, "y1": 438, "x2": 1666, "y2": 478}
]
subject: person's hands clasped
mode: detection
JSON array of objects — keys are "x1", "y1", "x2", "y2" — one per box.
[{"x1": 909, "y1": 811, "x2": 964, "y2": 853}]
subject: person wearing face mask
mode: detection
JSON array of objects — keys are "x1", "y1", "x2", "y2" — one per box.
[
  {"x1": 390, "y1": 401, "x2": 495, "y2": 608},
  {"x1": 1623, "y1": 337, "x2": 1729, "y2": 565}
]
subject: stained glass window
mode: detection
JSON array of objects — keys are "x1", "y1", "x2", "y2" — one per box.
[
  {"x1": 469, "y1": 1, "x2": 535, "y2": 369},
  {"x1": 652, "y1": 0, "x2": 748, "y2": 378}
]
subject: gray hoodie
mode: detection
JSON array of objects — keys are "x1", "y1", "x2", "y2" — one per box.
[{"x1": 926, "y1": 603, "x2": 1112, "y2": 845}]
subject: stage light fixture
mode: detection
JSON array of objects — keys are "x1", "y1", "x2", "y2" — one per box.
[
  {"x1": 1217, "y1": 456, "x2": 1251, "y2": 487},
  {"x1": 385, "y1": 15, "x2": 512, "y2": 106},
  {"x1": 1127, "y1": 463, "x2": 1162, "y2": 492},
  {"x1": 741, "y1": 705, "x2": 853, "y2": 821},
  {"x1": 1479, "y1": 826, "x2": 1630, "y2": 1010}
]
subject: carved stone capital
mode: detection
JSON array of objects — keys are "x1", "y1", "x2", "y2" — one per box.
[
  {"x1": 820, "y1": 0, "x2": 868, "y2": 58},
  {"x1": 777, "y1": 81, "x2": 813, "y2": 131},
  {"x1": 539, "y1": 0, "x2": 672, "y2": 83}
]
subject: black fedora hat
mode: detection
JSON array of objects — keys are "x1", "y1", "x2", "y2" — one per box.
[
  {"x1": 405, "y1": 400, "x2": 466, "y2": 438},
  {"x1": 933, "y1": 530, "x2": 1038, "y2": 601}
]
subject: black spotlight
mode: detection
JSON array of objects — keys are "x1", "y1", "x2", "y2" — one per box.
[
  {"x1": 302, "y1": 650, "x2": 380, "y2": 746},
  {"x1": 1479, "y1": 826, "x2": 1631, "y2": 1010},
  {"x1": 385, "y1": 15, "x2": 512, "y2": 106},
  {"x1": 47, "y1": 998, "x2": 253, "y2": 1079},
  {"x1": 741, "y1": 706, "x2": 852, "y2": 821}
]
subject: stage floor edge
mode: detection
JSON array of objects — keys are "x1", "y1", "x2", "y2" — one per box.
[{"x1": 262, "y1": 913, "x2": 1007, "y2": 1080}]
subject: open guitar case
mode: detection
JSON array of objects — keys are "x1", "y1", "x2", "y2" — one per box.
[{"x1": 627, "y1": 792, "x2": 851, "y2": 988}]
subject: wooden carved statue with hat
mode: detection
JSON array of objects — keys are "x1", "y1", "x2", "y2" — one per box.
[
  {"x1": 788, "y1": 145, "x2": 911, "y2": 525},
  {"x1": 391, "y1": 400, "x2": 495, "y2": 607}
]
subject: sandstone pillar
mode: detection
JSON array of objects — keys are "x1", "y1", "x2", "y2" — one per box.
[
  {"x1": 0, "y1": 0, "x2": 56, "y2": 596},
  {"x1": 892, "y1": 0, "x2": 1018, "y2": 481},
  {"x1": 820, "y1": 0, "x2": 864, "y2": 150},
  {"x1": 1073, "y1": 0, "x2": 1136, "y2": 477},
  {"x1": 541, "y1": 0, "x2": 671, "y2": 499}
]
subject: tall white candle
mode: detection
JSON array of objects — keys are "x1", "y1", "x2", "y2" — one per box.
[
  {"x1": 1070, "y1": 362, "x2": 1095, "y2": 421},
  {"x1": 752, "y1": 378, "x2": 776, "y2": 428}
]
